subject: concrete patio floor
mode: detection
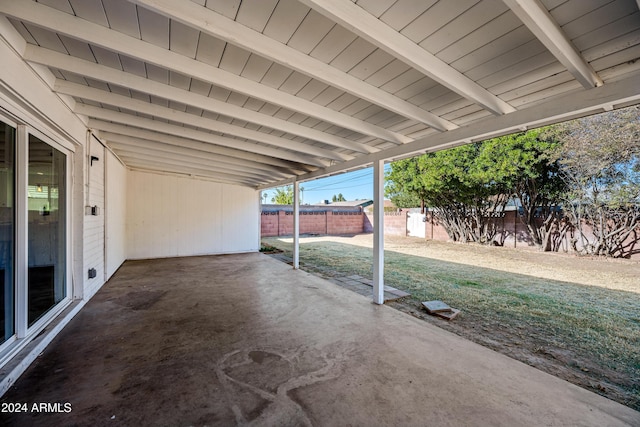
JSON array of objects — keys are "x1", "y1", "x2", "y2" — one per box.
[{"x1": 1, "y1": 253, "x2": 638, "y2": 426}]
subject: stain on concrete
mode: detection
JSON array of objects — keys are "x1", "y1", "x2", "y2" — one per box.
[
  {"x1": 114, "y1": 289, "x2": 167, "y2": 311},
  {"x1": 217, "y1": 348, "x2": 345, "y2": 426}
]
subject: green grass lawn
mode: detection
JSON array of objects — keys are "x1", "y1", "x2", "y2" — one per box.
[{"x1": 263, "y1": 237, "x2": 640, "y2": 410}]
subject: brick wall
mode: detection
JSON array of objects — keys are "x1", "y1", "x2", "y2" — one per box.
[
  {"x1": 261, "y1": 211, "x2": 279, "y2": 237},
  {"x1": 387, "y1": 212, "x2": 407, "y2": 236},
  {"x1": 261, "y1": 206, "x2": 365, "y2": 236},
  {"x1": 264, "y1": 206, "x2": 639, "y2": 259},
  {"x1": 328, "y1": 211, "x2": 363, "y2": 235},
  {"x1": 500, "y1": 211, "x2": 536, "y2": 248},
  {"x1": 424, "y1": 209, "x2": 639, "y2": 259},
  {"x1": 301, "y1": 212, "x2": 329, "y2": 235}
]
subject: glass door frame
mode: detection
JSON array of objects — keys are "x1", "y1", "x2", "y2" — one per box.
[
  {"x1": 19, "y1": 125, "x2": 72, "y2": 338},
  {"x1": 0, "y1": 111, "x2": 72, "y2": 359}
]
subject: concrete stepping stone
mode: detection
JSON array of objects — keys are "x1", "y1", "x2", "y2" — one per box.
[
  {"x1": 422, "y1": 300, "x2": 452, "y2": 313},
  {"x1": 422, "y1": 300, "x2": 461, "y2": 320}
]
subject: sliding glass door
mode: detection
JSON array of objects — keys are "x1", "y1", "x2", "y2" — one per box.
[
  {"x1": 27, "y1": 134, "x2": 66, "y2": 326},
  {"x1": 0, "y1": 114, "x2": 69, "y2": 353}
]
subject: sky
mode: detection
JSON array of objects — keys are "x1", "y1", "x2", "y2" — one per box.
[{"x1": 261, "y1": 165, "x2": 390, "y2": 204}]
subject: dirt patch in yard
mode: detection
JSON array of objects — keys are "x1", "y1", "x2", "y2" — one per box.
[{"x1": 264, "y1": 234, "x2": 640, "y2": 411}]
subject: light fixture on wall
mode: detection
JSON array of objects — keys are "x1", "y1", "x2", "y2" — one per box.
[{"x1": 36, "y1": 184, "x2": 42, "y2": 192}]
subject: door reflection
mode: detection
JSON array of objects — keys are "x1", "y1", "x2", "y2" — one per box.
[
  {"x1": 28, "y1": 135, "x2": 66, "y2": 326},
  {"x1": 0, "y1": 122, "x2": 15, "y2": 342}
]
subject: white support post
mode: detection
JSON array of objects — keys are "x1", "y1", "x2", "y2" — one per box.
[
  {"x1": 373, "y1": 159, "x2": 385, "y2": 304},
  {"x1": 293, "y1": 179, "x2": 300, "y2": 270}
]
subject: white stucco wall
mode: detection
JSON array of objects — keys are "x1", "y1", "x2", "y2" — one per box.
[
  {"x1": 105, "y1": 150, "x2": 127, "y2": 280},
  {"x1": 126, "y1": 170, "x2": 259, "y2": 259}
]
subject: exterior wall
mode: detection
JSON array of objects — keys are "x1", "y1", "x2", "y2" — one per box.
[
  {"x1": 0, "y1": 18, "x2": 89, "y2": 299},
  {"x1": 83, "y1": 141, "x2": 105, "y2": 299},
  {"x1": 127, "y1": 171, "x2": 259, "y2": 259},
  {"x1": 220, "y1": 184, "x2": 259, "y2": 254},
  {"x1": 105, "y1": 151, "x2": 127, "y2": 280}
]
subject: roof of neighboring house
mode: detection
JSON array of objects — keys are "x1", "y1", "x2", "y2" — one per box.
[
  {"x1": 261, "y1": 204, "x2": 362, "y2": 213},
  {"x1": 364, "y1": 200, "x2": 397, "y2": 212},
  {"x1": 325, "y1": 200, "x2": 373, "y2": 208}
]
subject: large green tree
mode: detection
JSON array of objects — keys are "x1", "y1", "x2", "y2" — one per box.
[
  {"x1": 387, "y1": 143, "x2": 510, "y2": 244},
  {"x1": 479, "y1": 129, "x2": 566, "y2": 250},
  {"x1": 419, "y1": 143, "x2": 512, "y2": 244},
  {"x1": 385, "y1": 157, "x2": 425, "y2": 210},
  {"x1": 386, "y1": 130, "x2": 566, "y2": 247}
]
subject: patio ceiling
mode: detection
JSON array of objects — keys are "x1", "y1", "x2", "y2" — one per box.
[{"x1": 1, "y1": 0, "x2": 640, "y2": 188}]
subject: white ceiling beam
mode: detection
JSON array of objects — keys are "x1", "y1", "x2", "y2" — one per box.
[
  {"x1": 502, "y1": 0, "x2": 603, "y2": 89},
  {"x1": 260, "y1": 72, "x2": 640, "y2": 189},
  {"x1": 108, "y1": 143, "x2": 277, "y2": 182},
  {"x1": 121, "y1": 158, "x2": 259, "y2": 186},
  {"x1": 0, "y1": 1, "x2": 396, "y2": 148},
  {"x1": 55, "y1": 80, "x2": 350, "y2": 162},
  {"x1": 24, "y1": 46, "x2": 373, "y2": 155},
  {"x1": 301, "y1": 0, "x2": 516, "y2": 116},
  {"x1": 101, "y1": 131, "x2": 292, "y2": 178},
  {"x1": 126, "y1": 166, "x2": 256, "y2": 187},
  {"x1": 90, "y1": 120, "x2": 303, "y2": 174},
  {"x1": 75, "y1": 104, "x2": 328, "y2": 168},
  {"x1": 131, "y1": 0, "x2": 457, "y2": 132},
  {"x1": 121, "y1": 157, "x2": 259, "y2": 185},
  {"x1": 104, "y1": 136, "x2": 287, "y2": 181},
  {"x1": 117, "y1": 152, "x2": 273, "y2": 185}
]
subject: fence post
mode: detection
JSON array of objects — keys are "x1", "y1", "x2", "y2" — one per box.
[
  {"x1": 431, "y1": 213, "x2": 434, "y2": 240},
  {"x1": 514, "y1": 210, "x2": 517, "y2": 248},
  {"x1": 405, "y1": 211, "x2": 408, "y2": 237}
]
